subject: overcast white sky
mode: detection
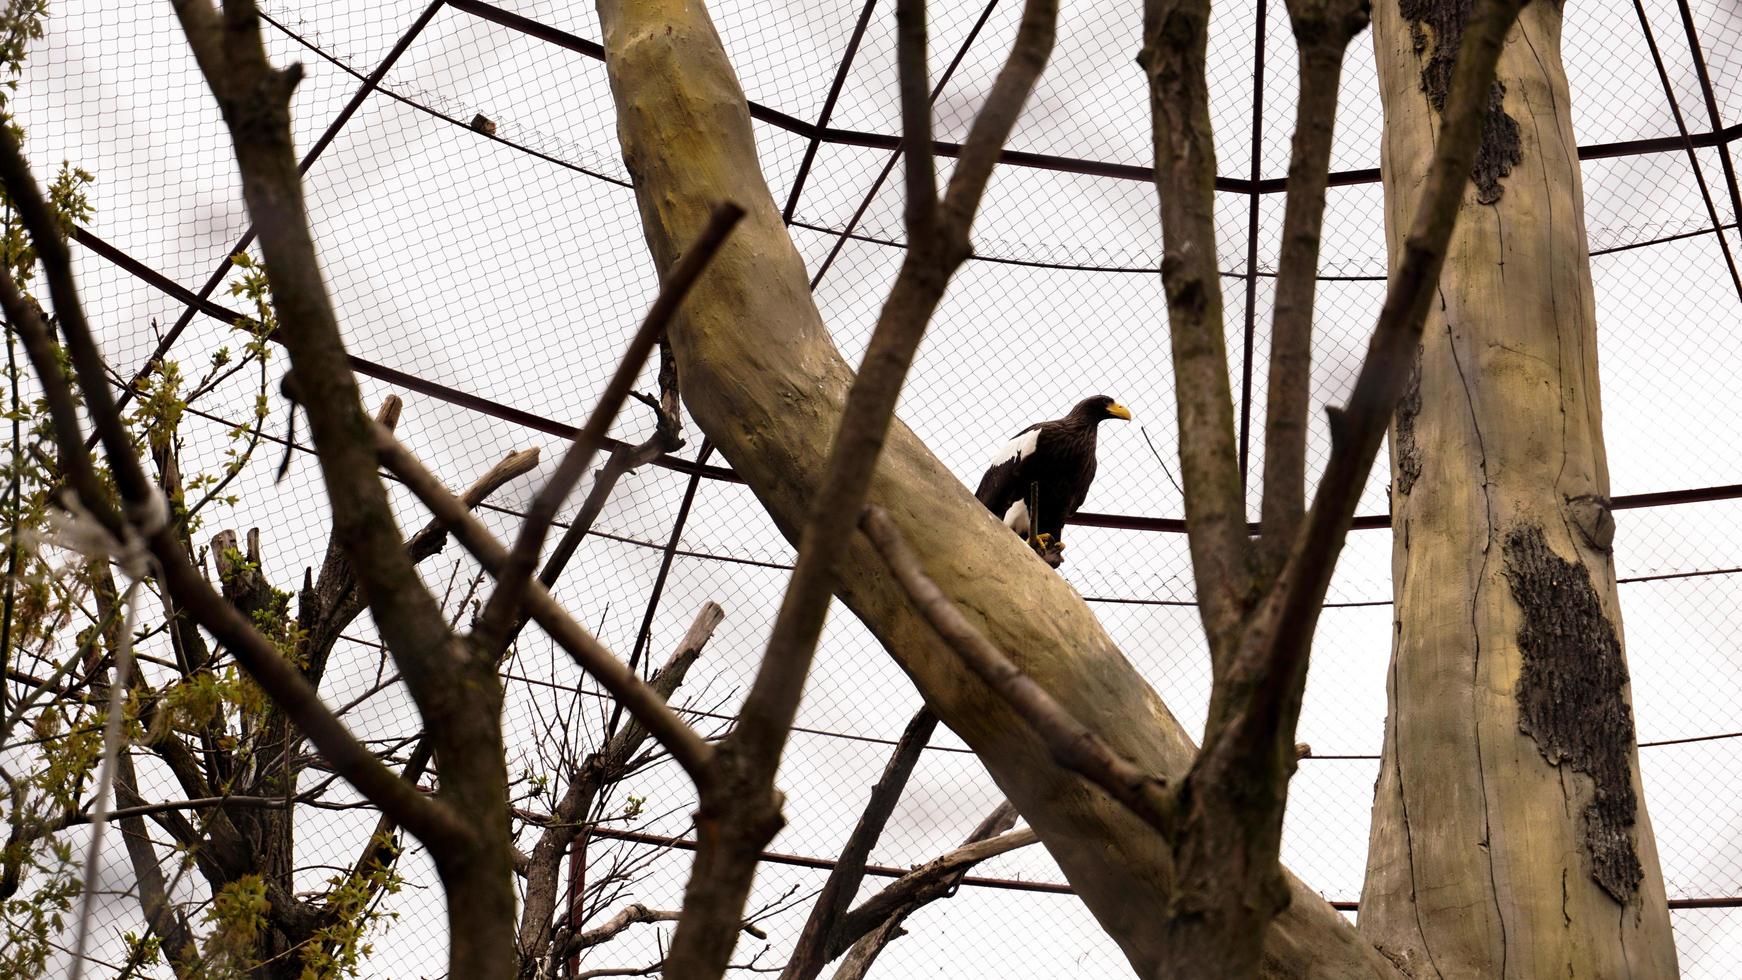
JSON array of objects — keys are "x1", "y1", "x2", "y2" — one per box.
[{"x1": 12, "y1": 0, "x2": 1742, "y2": 975}]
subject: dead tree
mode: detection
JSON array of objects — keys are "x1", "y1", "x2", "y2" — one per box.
[{"x1": 1359, "y1": 0, "x2": 1680, "y2": 973}]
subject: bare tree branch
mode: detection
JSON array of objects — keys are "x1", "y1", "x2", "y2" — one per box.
[
  {"x1": 826, "y1": 800, "x2": 1018, "y2": 976},
  {"x1": 659, "y1": 4, "x2": 1057, "y2": 976},
  {"x1": 556, "y1": 902, "x2": 764, "y2": 962},
  {"x1": 1258, "y1": 0, "x2": 1372, "y2": 575},
  {"x1": 114, "y1": 752, "x2": 200, "y2": 978},
  {"x1": 53, "y1": 794, "x2": 296, "y2": 833},
  {"x1": 895, "y1": 0, "x2": 938, "y2": 241},
  {"x1": 829, "y1": 828, "x2": 1039, "y2": 958},
  {"x1": 531, "y1": 381, "x2": 680, "y2": 602},
  {"x1": 1138, "y1": 0, "x2": 1249, "y2": 658},
  {"x1": 161, "y1": 20, "x2": 530, "y2": 971},
  {"x1": 373, "y1": 429, "x2": 715, "y2": 782},
  {"x1": 828, "y1": 919, "x2": 903, "y2": 980},
  {"x1": 170, "y1": 0, "x2": 472, "y2": 762},
  {"x1": 7, "y1": 7, "x2": 528, "y2": 973}
]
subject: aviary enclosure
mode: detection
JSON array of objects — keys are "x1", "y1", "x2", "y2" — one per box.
[{"x1": 2, "y1": 0, "x2": 1740, "y2": 976}]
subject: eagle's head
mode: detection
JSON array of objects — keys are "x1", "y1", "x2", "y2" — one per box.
[{"x1": 1070, "y1": 394, "x2": 1133, "y2": 424}]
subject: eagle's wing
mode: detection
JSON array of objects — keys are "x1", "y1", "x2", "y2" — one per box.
[
  {"x1": 1061, "y1": 452, "x2": 1098, "y2": 525},
  {"x1": 975, "y1": 423, "x2": 1044, "y2": 526}
]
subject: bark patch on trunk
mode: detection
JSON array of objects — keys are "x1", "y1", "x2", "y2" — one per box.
[
  {"x1": 1502, "y1": 523, "x2": 1643, "y2": 903},
  {"x1": 1398, "y1": 0, "x2": 1524, "y2": 203},
  {"x1": 1392, "y1": 347, "x2": 1423, "y2": 496}
]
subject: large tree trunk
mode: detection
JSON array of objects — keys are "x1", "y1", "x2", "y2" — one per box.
[
  {"x1": 593, "y1": 1, "x2": 1399, "y2": 977},
  {"x1": 1362, "y1": 1, "x2": 1679, "y2": 975}
]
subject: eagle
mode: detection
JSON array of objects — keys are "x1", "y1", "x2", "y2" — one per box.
[{"x1": 974, "y1": 395, "x2": 1131, "y2": 563}]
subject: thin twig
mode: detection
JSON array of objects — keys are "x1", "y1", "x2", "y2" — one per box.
[
  {"x1": 475, "y1": 203, "x2": 744, "y2": 655},
  {"x1": 373, "y1": 428, "x2": 715, "y2": 782},
  {"x1": 1138, "y1": 425, "x2": 1185, "y2": 497}
]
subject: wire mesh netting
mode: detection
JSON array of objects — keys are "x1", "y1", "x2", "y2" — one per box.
[{"x1": 8, "y1": 0, "x2": 1742, "y2": 975}]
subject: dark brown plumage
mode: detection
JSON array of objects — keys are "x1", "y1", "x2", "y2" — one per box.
[{"x1": 974, "y1": 395, "x2": 1130, "y2": 555}]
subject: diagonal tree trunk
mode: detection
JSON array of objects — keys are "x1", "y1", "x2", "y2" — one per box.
[
  {"x1": 1361, "y1": 1, "x2": 1679, "y2": 975},
  {"x1": 593, "y1": 1, "x2": 1397, "y2": 976}
]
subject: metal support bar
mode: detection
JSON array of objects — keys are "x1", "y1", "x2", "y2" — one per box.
[
  {"x1": 446, "y1": 0, "x2": 1742, "y2": 192},
  {"x1": 783, "y1": 0, "x2": 882, "y2": 224},
  {"x1": 1632, "y1": 0, "x2": 1742, "y2": 303},
  {"x1": 1673, "y1": 0, "x2": 1742, "y2": 257},
  {"x1": 1236, "y1": 0, "x2": 1270, "y2": 488},
  {"x1": 807, "y1": 0, "x2": 1004, "y2": 290}
]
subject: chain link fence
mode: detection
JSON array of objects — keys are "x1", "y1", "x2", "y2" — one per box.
[{"x1": 10, "y1": 0, "x2": 1742, "y2": 974}]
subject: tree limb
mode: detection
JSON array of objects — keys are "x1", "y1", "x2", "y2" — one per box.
[
  {"x1": 895, "y1": 0, "x2": 938, "y2": 241},
  {"x1": 829, "y1": 827, "x2": 1038, "y2": 958},
  {"x1": 164, "y1": 22, "x2": 524, "y2": 971},
  {"x1": 659, "y1": 3, "x2": 1057, "y2": 975},
  {"x1": 1258, "y1": 0, "x2": 1372, "y2": 575},
  {"x1": 532, "y1": 381, "x2": 680, "y2": 597},
  {"x1": 170, "y1": 0, "x2": 472, "y2": 764},
  {"x1": 1138, "y1": 0, "x2": 1249, "y2": 658},
  {"x1": 1148, "y1": 1, "x2": 1529, "y2": 976},
  {"x1": 1222, "y1": 0, "x2": 1529, "y2": 767},
  {"x1": 861, "y1": 507, "x2": 1173, "y2": 833},
  {"x1": 827, "y1": 800, "x2": 1017, "y2": 977},
  {"x1": 114, "y1": 752, "x2": 200, "y2": 979}
]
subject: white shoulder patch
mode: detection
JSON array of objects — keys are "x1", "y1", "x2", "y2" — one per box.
[{"x1": 988, "y1": 428, "x2": 1040, "y2": 470}]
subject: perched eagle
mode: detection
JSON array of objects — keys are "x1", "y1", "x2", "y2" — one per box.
[{"x1": 974, "y1": 395, "x2": 1131, "y2": 561}]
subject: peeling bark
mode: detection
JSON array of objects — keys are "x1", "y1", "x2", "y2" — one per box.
[
  {"x1": 1397, "y1": 0, "x2": 1523, "y2": 203},
  {"x1": 1363, "y1": 0, "x2": 1678, "y2": 974},
  {"x1": 1391, "y1": 349, "x2": 1423, "y2": 497},
  {"x1": 1502, "y1": 523, "x2": 1641, "y2": 903}
]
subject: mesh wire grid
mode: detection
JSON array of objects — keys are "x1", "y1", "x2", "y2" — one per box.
[{"x1": 7, "y1": 0, "x2": 1742, "y2": 975}]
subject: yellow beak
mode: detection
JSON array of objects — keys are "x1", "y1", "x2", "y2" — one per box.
[{"x1": 1108, "y1": 402, "x2": 1132, "y2": 421}]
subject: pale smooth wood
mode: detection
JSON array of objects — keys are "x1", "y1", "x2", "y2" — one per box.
[{"x1": 1363, "y1": 3, "x2": 1679, "y2": 976}]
